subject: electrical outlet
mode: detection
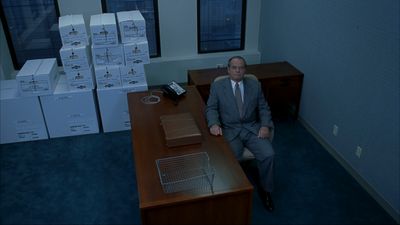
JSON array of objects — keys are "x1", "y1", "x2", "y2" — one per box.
[
  {"x1": 216, "y1": 64, "x2": 224, "y2": 68},
  {"x1": 332, "y1": 125, "x2": 339, "y2": 136},
  {"x1": 355, "y1": 146, "x2": 362, "y2": 158}
]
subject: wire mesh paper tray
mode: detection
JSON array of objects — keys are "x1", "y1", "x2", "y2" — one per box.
[{"x1": 156, "y1": 152, "x2": 215, "y2": 193}]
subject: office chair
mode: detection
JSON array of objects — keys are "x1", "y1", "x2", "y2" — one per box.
[{"x1": 213, "y1": 74, "x2": 274, "y2": 162}]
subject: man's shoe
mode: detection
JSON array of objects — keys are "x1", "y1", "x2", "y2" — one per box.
[{"x1": 260, "y1": 190, "x2": 274, "y2": 212}]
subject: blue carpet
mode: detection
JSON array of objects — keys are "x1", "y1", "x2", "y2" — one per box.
[
  {"x1": 0, "y1": 120, "x2": 396, "y2": 224},
  {"x1": 0, "y1": 131, "x2": 140, "y2": 224}
]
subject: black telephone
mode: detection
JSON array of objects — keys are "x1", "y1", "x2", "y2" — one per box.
[{"x1": 162, "y1": 81, "x2": 186, "y2": 101}]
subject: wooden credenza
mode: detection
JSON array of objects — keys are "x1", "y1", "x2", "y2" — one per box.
[{"x1": 187, "y1": 61, "x2": 304, "y2": 119}]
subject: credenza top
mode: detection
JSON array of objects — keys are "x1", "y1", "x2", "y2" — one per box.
[{"x1": 188, "y1": 61, "x2": 303, "y2": 85}]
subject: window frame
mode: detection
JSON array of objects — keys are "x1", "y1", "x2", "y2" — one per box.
[
  {"x1": 101, "y1": 0, "x2": 161, "y2": 58},
  {"x1": 0, "y1": 0, "x2": 61, "y2": 70},
  {"x1": 197, "y1": 0, "x2": 247, "y2": 54}
]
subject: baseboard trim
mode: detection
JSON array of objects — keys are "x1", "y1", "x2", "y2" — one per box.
[{"x1": 298, "y1": 117, "x2": 400, "y2": 224}]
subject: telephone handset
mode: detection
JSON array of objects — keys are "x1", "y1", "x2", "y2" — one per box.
[{"x1": 162, "y1": 81, "x2": 186, "y2": 101}]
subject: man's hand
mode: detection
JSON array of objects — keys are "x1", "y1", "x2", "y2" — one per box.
[
  {"x1": 209, "y1": 124, "x2": 223, "y2": 136},
  {"x1": 258, "y1": 126, "x2": 271, "y2": 139}
]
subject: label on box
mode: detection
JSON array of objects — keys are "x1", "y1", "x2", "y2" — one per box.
[
  {"x1": 65, "y1": 68, "x2": 95, "y2": 90},
  {"x1": 91, "y1": 25, "x2": 118, "y2": 46},
  {"x1": 59, "y1": 14, "x2": 89, "y2": 47},
  {"x1": 117, "y1": 10, "x2": 146, "y2": 43},
  {"x1": 68, "y1": 122, "x2": 93, "y2": 134},
  {"x1": 95, "y1": 66, "x2": 122, "y2": 89},
  {"x1": 60, "y1": 46, "x2": 91, "y2": 72},
  {"x1": 55, "y1": 95, "x2": 73, "y2": 101},
  {"x1": 16, "y1": 131, "x2": 42, "y2": 141},
  {"x1": 92, "y1": 32, "x2": 118, "y2": 46},
  {"x1": 121, "y1": 22, "x2": 146, "y2": 39},
  {"x1": 15, "y1": 120, "x2": 43, "y2": 141},
  {"x1": 92, "y1": 45, "x2": 124, "y2": 66},
  {"x1": 120, "y1": 64, "x2": 147, "y2": 87},
  {"x1": 67, "y1": 114, "x2": 97, "y2": 134},
  {"x1": 123, "y1": 42, "x2": 150, "y2": 65},
  {"x1": 19, "y1": 79, "x2": 50, "y2": 93},
  {"x1": 60, "y1": 31, "x2": 89, "y2": 47},
  {"x1": 67, "y1": 79, "x2": 95, "y2": 90}
]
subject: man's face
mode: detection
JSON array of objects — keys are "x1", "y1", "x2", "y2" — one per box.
[{"x1": 227, "y1": 58, "x2": 246, "y2": 82}]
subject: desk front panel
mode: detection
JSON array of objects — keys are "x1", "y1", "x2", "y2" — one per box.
[
  {"x1": 141, "y1": 191, "x2": 251, "y2": 225},
  {"x1": 127, "y1": 86, "x2": 253, "y2": 224}
]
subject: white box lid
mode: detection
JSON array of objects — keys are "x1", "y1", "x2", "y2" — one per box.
[
  {"x1": 36, "y1": 58, "x2": 56, "y2": 76},
  {"x1": 90, "y1": 13, "x2": 116, "y2": 26},
  {"x1": 59, "y1": 14, "x2": 85, "y2": 27},
  {"x1": 16, "y1": 59, "x2": 42, "y2": 77}
]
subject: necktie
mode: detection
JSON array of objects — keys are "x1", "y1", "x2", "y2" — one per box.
[{"x1": 235, "y1": 82, "x2": 243, "y2": 117}]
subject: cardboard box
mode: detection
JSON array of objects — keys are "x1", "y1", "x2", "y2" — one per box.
[
  {"x1": 119, "y1": 64, "x2": 148, "y2": 87},
  {"x1": 60, "y1": 45, "x2": 92, "y2": 72},
  {"x1": 39, "y1": 75, "x2": 99, "y2": 138},
  {"x1": 96, "y1": 85, "x2": 147, "y2": 133},
  {"x1": 90, "y1": 13, "x2": 118, "y2": 46},
  {"x1": 116, "y1": 10, "x2": 146, "y2": 43},
  {"x1": 0, "y1": 80, "x2": 48, "y2": 144},
  {"x1": 94, "y1": 65, "x2": 122, "y2": 89},
  {"x1": 65, "y1": 65, "x2": 95, "y2": 90},
  {"x1": 160, "y1": 112, "x2": 202, "y2": 147},
  {"x1": 59, "y1": 14, "x2": 89, "y2": 47},
  {"x1": 91, "y1": 44, "x2": 124, "y2": 66},
  {"x1": 123, "y1": 40, "x2": 150, "y2": 65},
  {"x1": 16, "y1": 58, "x2": 59, "y2": 97}
]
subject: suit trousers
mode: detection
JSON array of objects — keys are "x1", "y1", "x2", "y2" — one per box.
[{"x1": 227, "y1": 128, "x2": 275, "y2": 192}]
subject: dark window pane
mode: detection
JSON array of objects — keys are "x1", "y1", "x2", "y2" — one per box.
[
  {"x1": 198, "y1": 0, "x2": 246, "y2": 53},
  {"x1": 102, "y1": 0, "x2": 160, "y2": 57},
  {"x1": 0, "y1": 0, "x2": 61, "y2": 69}
]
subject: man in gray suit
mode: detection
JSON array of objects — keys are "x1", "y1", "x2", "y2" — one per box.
[{"x1": 205, "y1": 56, "x2": 275, "y2": 212}]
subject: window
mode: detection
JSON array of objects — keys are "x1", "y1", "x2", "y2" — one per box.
[
  {"x1": 0, "y1": 0, "x2": 61, "y2": 69},
  {"x1": 102, "y1": 0, "x2": 161, "y2": 58},
  {"x1": 197, "y1": 0, "x2": 246, "y2": 53}
]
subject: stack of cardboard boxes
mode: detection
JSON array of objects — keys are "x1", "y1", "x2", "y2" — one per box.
[
  {"x1": 59, "y1": 14, "x2": 94, "y2": 91},
  {"x1": 90, "y1": 13, "x2": 123, "y2": 88},
  {"x1": 0, "y1": 79, "x2": 49, "y2": 144},
  {"x1": 39, "y1": 74, "x2": 100, "y2": 138},
  {"x1": 1, "y1": 57, "x2": 60, "y2": 143},
  {"x1": 1, "y1": 11, "x2": 151, "y2": 144},
  {"x1": 118, "y1": 10, "x2": 150, "y2": 87},
  {"x1": 94, "y1": 11, "x2": 150, "y2": 132},
  {"x1": 38, "y1": 14, "x2": 100, "y2": 139}
]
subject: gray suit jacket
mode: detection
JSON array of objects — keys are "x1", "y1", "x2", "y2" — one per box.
[{"x1": 205, "y1": 76, "x2": 274, "y2": 141}]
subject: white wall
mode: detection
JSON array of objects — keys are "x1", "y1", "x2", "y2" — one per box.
[
  {"x1": 144, "y1": 0, "x2": 262, "y2": 85},
  {"x1": 259, "y1": 0, "x2": 399, "y2": 220},
  {"x1": 146, "y1": 0, "x2": 261, "y2": 85},
  {"x1": 0, "y1": 0, "x2": 262, "y2": 84}
]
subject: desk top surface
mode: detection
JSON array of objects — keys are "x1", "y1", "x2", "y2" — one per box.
[{"x1": 127, "y1": 86, "x2": 253, "y2": 209}]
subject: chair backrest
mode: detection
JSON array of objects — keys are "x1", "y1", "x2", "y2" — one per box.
[
  {"x1": 213, "y1": 74, "x2": 273, "y2": 161},
  {"x1": 214, "y1": 74, "x2": 258, "y2": 82}
]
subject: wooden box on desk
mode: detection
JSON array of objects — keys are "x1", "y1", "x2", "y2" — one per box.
[{"x1": 160, "y1": 112, "x2": 202, "y2": 147}]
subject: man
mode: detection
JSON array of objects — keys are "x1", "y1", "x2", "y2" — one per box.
[{"x1": 205, "y1": 56, "x2": 275, "y2": 212}]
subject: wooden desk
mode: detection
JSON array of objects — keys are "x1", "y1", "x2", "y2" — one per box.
[
  {"x1": 188, "y1": 61, "x2": 304, "y2": 119},
  {"x1": 127, "y1": 86, "x2": 253, "y2": 225}
]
